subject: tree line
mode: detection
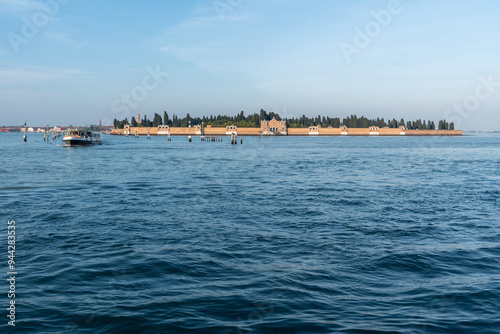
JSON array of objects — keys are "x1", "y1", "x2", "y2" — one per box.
[{"x1": 113, "y1": 110, "x2": 454, "y2": 130}]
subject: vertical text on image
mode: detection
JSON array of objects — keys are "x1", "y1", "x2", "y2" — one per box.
[{"x1": 7, "y1": 220, "x2": 17, "y2": 327}]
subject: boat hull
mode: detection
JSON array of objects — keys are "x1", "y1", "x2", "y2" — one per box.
[{"x1": 63, "y1": 137, "x2": 101, "y2": 146}]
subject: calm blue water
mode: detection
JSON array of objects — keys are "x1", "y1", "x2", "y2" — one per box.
[{"x1": 1, "y1": 132, "x2": 499, "y2": 333}]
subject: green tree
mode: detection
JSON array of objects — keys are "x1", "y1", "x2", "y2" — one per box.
[
  {"x1": 259, "y1": 109, "x2": 267, "y2": 121},
  {"x1": 152, "y1": 113, "x2": 162, "y2": 127},
  {"x1": 164, "y1": 111, "x2": 170, "y2": 126}
]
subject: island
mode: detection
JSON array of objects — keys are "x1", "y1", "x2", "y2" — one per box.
[{"x1": 111, "y1": 111, "x2": 462, "y2": 136}]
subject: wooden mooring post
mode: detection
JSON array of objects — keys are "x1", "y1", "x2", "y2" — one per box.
[{"x1": 230, "y1": 133, "x2": 238, "y2": 145}]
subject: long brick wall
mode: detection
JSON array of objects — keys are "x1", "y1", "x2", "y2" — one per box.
[
  {"x1": 111, "y1": 127, "x2": 463, "y2": 136},
  {"x1": 287, "y1": 128, "x2": 309, "y2": 136},
  {"x1": 231, "y1": 127, "x2": 260, "y2": 136},
  {"x1": 405, "y1": 130, "x2": 462, "y2": 136}
]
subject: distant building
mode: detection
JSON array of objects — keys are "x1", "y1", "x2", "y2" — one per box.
[
  {"x1": 158, "y1": 125, "x2": 170, "y2": 135},
  {"x1": 308, "y1": 126, "x2": 319, "y2": 136},
  {"x1": 369, "y1": 126, "x2": 380, "y2": 136},
  {"x1": 137, "y1": 114, "x2": 141, "y2": 124},
  {"x1": 226, "y1": 125, "x2": 237, "y2": 135},
  {"x1": 341, "y1": 126, "x2": 348, "y2": 136},
  {"x1": 399, "y1": 126, "x2": 406, "y2": 136},
  {"x1": 260, "y1": 118, "x2": 287, "y2": 135},
  {"x1": 194, "y1": 125, "x2": 202, "y2": 135}
]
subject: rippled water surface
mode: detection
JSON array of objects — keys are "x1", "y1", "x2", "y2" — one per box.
[{"x1": 1, "y1": 133, "x2": 499, "y2": 333}]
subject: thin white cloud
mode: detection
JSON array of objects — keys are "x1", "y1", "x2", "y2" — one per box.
[
  {"x1": 0, "y1": 0, "x2": 47, "y2": 13},
  {"x1": 155, "y1": 9, "x2": 253, "y2": 73},
  {"x1": 0, "y1": 66, "x2": 83, "y2": 85},
  {"x1": 0, "y1": 87, "x2": 61, "y2": 99},
  {"x1": 173, "y1": 13, "x2": 251, "y2": 29},
  {"x1": 43, "y1": 32, "x2": 88, "y2": 48}
]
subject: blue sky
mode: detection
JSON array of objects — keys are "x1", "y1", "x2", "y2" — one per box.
[{"x1": 0, "y1": 0, "x2": 499, "y2": 130}]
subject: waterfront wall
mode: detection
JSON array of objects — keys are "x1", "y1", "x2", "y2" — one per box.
[
  {"x1": 111, "y1": 127, "x2": 463, "y2": 136},
  {"x1": 287, "y1": 128, "x2": 310, "y2": 136},
  {"x1": 112, "y1": 126, "x2": 260, "y2": 136},
  {"x1": 405, "y1": 130, "x2": 462, "y2": 136}
]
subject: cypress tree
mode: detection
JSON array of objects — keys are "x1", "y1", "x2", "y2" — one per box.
[{"x1": 164, "y1": 111, "x2": 169, "y2": 125}]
